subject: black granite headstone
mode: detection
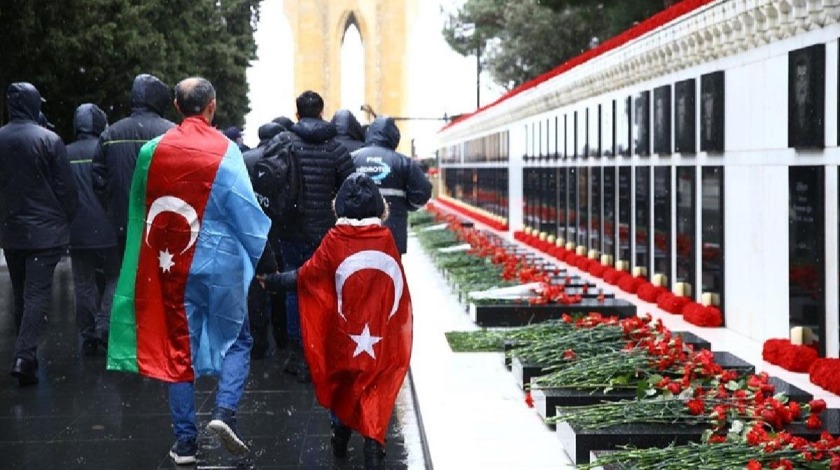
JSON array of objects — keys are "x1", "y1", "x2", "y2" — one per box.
[
  {"x1": 557, "y1": 408, "x2": 840, "y2": 464},
  {"x1": 788, "y1": 44, "x2": 825, "y2": 149},
  {"x1": 469, "y1": 298, "x2": 637, "y2": 327},
  {"x1": 788, "y1": 166, "x2": 825, "y2": 355},
  {"x1": 617, "y1": 97, "x2": 632, "y2": 157},
  {"x1": 634, "y1": 91, "x2": 650, "y2": 157},
  {"x1": 700, "y1": 71, "x2": 725, "y2": 153},
  {"x1": 653, "y1": 85, "x2": 671, "y2": 156},
  {"x1": 675, "y1": 79, "x2": 696, "y2": 154}
]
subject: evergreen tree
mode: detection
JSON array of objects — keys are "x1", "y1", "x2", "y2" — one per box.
[
  {"x1": 0, "y1": 0, "x2": 260, "y2": 140},
  {"x1": 443, "y1": 0, "x2": 668, "y2": 90}
]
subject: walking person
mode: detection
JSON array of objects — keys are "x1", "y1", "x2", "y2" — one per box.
[
  {"x1": 106, "y1": 77, "x2": 271, "y2": 465},
  {"x1": 278, "y1": 90, "x2": 355, "y2": 381},
  {"x1": 223, "y1": 126, "x2": 250, "y2": 153},
  {"x1": 66, "y1": 103, "x2": 119, "y2": 356},
  {"x1": 242, "y1": 121, "x2": 290, "y2": 358},
  {"x1": 259, "y1": 173, "x2": 413, "y2": 469},
  {"x1": 92, "y1": 73, "x2": 175, "y2": 255},
  {"x1": 352, "y1": 116, "x2": 432, "y2": 255},
  {"x1": 331, "y1": 109, "x2": 365, "y2": 153},
  {"x1": 0, "y1": 82, "x2": 78, "y2": 386}
]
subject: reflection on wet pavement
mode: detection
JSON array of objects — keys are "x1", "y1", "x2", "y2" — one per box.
[{"x1": 0, "y1": 259, "x2": 425, "y2": 469}]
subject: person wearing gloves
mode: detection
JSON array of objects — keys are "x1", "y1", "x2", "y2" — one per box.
[{"x1": 258, "y1": 173, "x2": 413, "y2": 470}]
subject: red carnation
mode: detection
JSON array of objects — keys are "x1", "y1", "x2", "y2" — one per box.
[
  {"x1": 809, "y1": 399, "x2": 827, "y2": 414},
  {"x1": 686, "y1": 399, "x2": 704, "y2": 415},
  {"x1": 806, "y1": 414, "x2": 823, "y2": 429}
]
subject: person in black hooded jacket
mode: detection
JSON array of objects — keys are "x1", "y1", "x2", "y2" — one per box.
[
  {"x1": 351, "y1": 116, "x2": 432, "y2": 254},
  {"x1": 242, "y1": 122, "x2": 286, "y2": 173},
  {"x1": 242, "y1": 121, "x2": 289, "y2": 358},
  {"x1": 67, "y1": 103, "x2": 119, "y2": 357},
  {"x1": 0, "y1": 82, "x2": 78, "y2": 386},
  {"x1": 92, "y1": 74, "x2": 175, "y2": 254},
  {"x1": 278, "y1": 90, "x2": 354, "y2": 381},
  {"x1": 330, "y1": 109, "x2": 365, "y2": 153}
]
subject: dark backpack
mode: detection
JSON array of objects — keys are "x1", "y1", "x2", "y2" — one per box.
[{"x1": 251, "y1": 131, "x2": 302, "y2": 221}]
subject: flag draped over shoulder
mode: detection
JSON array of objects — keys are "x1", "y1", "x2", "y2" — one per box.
[
  {"x1": 298, "y1": 222, "x2": 413, "y2": 444},
  {"x1": 107, "y1": 116, "x2": 271, "y2": 383}
]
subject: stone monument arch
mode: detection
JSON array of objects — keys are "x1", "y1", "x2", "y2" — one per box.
[{"x1": 283, "y1": 0, "x2": 414, "y2": 154}]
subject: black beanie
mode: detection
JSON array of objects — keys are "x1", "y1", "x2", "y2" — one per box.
[{"x1": 335, "y1": 173, "x2": 386, "y2": 220}]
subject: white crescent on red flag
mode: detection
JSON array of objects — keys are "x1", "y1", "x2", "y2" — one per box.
[{"x1": 297, "y1": 222, "x2": 413, "y2": 444}]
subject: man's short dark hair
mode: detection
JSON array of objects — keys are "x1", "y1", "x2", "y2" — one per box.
[
  {"x1": 296, "y1": 90, "x2": 324, "y2": 119},
  {"x1": 175, "y1": 77, "x2": 216, "y2": 116}
]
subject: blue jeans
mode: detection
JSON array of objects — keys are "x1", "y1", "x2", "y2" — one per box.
[
  {"x1": 168, "y1": 320, "x2": 253, "y2": 442},
  {"x1": 279, "y1": 240, "x2": 318, "y2": 345}
]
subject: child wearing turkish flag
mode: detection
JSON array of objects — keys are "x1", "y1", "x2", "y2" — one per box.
[{"x1": 259, "y1": 173, "x2": 413, "y2": 469}]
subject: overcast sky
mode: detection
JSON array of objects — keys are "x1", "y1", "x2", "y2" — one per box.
[{"x1": 242, "y1": 0, "x2": 504, "y2": 157}]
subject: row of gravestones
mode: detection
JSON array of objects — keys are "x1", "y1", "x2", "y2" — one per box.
[{"x1": 429, "y1": 213, "x2": 835, "y2": 467}]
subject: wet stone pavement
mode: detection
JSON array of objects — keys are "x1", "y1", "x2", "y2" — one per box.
[{"x1": 0, "y1": 259, "x2": 423, "y2": 469}]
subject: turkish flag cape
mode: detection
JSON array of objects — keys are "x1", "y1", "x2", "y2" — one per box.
[{"x1": 298, "y1": 222, "x2": 412, "y2": 444}]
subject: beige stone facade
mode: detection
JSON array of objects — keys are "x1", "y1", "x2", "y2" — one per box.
[{"x1": 283, "y1": 0, "x2": 417, "y2": 155}]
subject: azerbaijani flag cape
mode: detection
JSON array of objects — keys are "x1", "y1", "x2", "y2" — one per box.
[
  {"x1": 298, "y1": 220, "x2": 413, "y2": 444},
  {"x1": 107, "y1": 116, "x2": 271, "y2": 383}
]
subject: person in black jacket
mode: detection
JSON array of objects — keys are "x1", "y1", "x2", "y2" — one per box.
[
  {"x1": 279, "y1": 90, "x2": 354, "y2": 381},
  {"x1": 67, "y1": 103, "x2": 119, "y2": 357},
  {"x1": 0, "y1": 83, "x2": 78, "y2": 386},
  {"x1": 92, "y1": 74, "x2": 175, "y2": 255},
  {"x1": 223, "y1": 126, "x2": 250, "y2": 153},
  {"x1": 242, "y1": 122, "x2": 285, "y2": 172},
  {"x1": 242, "y1": 121, "x2": 289, "y2": 358},
  {"x1": 351, "y1": 116, "x2": 432, "y2": 254},
  {"x1": 330, "y1": 109, "x2": 365, "y2": 153},
  {"x1": 272, "y1": 116, "x2": 294, "y2": 131}
]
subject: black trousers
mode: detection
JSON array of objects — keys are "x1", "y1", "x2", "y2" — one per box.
[
  {"x1": 5, "y1": 247, "x2": 64, "y2": 363},
  {"x1": 70, "y1": 247, "x2": 120, "y2": 342},
  {"x1": 248, "y1": 247, "x2": 287, "y2": 354}
]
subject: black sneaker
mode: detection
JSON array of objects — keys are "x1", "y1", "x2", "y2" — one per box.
[
  {"x1": 331, "y1": 424, "x2": 351, "y2": 458},
  {"x1": 169, "y1": 439, "x2": 197, "y2": 465},
  {"x1": 207, "y1": 407, "x2": 249, "y2": 456}
]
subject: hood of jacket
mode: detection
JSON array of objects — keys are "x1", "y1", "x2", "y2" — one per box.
[
  {"x1": 364, "y1": 116, "x2": 400, "y2": 150},
  {"x1": 73, "y1": 103, "x2": 108, "y2": 138},
  {"x1": 290, "y1": 117, "x2": 337, "y2": 144},
  {"x1": 130, "y1": 74, "x2": 171, "y2": 116},
  {"x1": 258, "y1": 122, "x2": 284, "y2": 145},
  {"x1": 330, "y1": 109, "x2": 364, "y2": 141},
  {"x1": 272, "y1": 116, "x2": 294, "y2": 131},
  {"x1": 6, "y1": 82, "x2": 41, "y2": 122}
]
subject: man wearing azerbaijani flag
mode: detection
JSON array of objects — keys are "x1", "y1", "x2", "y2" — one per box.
[{"x1": 106, "y1": 77, "x2": 271, "y2": 465}]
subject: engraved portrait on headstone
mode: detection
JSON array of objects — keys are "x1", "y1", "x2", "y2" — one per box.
[
  {"x1": 653, "y1": 85, "x2": 671, "y2": 156},
  {"x1": 700, "y1": 71, "x2": 725, "y2": 153},
  {"x1": 675, "y1": 79, "x2": 696, "y2": 155},
  {"x1": 617, "y1": 97, "x2": 631, "y2": 157},
  {"x1": 788, "y1": 44, "x2": 825, "y2": 149},
  {"x1": 634, "y1": 91, "x2": 650, "y2": 157}
]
